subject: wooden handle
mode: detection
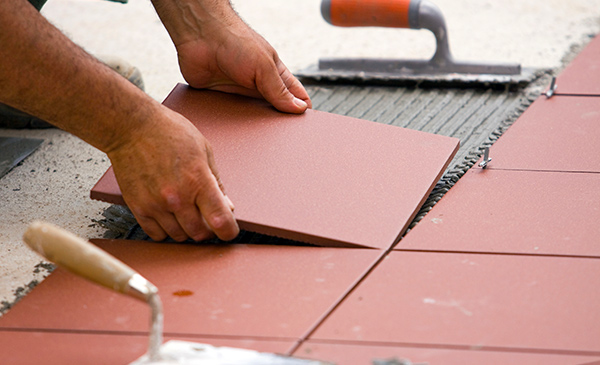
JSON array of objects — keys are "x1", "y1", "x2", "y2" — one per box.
[
  {"x1": 323, "y1": 0, "x2": 412, "y2": 28},
  {"x1": 23, "y1": 221, "x2": 137, "y2": 296}
]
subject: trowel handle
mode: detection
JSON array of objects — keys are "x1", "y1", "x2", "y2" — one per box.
[
  {"x1": 23, "y1": 221, "x2": 155, "y2": 302},
  {"x1": 321, "y1": 0, "x2": 415, "y2": 28}
]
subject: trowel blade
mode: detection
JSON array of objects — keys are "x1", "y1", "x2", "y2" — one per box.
[
  {"x1": 296, "y1": 61, "x2": 540, "y2": 88},
  {"x1": 130, "y1": 340, "x2": 333, "y2": 365}
]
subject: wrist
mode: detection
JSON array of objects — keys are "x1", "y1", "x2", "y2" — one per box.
[
  {"x1": 102, "y1": 98, "x2": 167, "y2": 157},
  {"x1": 152, "y1": 0, "x2": 239, "y2": 46}
]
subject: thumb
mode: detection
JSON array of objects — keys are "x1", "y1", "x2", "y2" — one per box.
[{"x1": 257, "y1": 60, "x2": 309, "y2": 114}]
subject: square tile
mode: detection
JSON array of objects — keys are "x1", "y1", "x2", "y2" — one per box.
[
  {"x1": 0, "y1": 330, "x2": 296, "y2": 365},
  {"x1": 295, "y1": 341, "x2": 600, "y2": 365},
  {"x1": 309, "y1": 251, "x2": 600, "y2": 353},
  {"x1": 91, "y1": 85, "x2": 459, "y2": 249},
  {"x1": 552, "y1": 35, "x2": 600, "y2": 96},
  {"x1": 396, "y1": 168, "x2": 600, "y2": 256},
  {"x1": 0, "y1": 239, "x2": 381, "y2": 340},
  {"x1": 482, "y1": 96, "x2": 600, "y2": 172}
]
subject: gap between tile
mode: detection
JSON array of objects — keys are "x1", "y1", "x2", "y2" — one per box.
[
  {"x1": 287, "y1": 248, "x2": 391, "y2": 355},
  {"x1": 484, "y1": 167, "x2": 600, "y2": 175},
  {"x1": 0, "y1": 326, "x2": 300, "y2": 344},
  {"x1": 298, "y1": 338, "x2": 600, "y2": 357},
  {"x1": 553, "y1": 93, "x2": 600, "y2": 97},
  {"x1": 394, "y1": 249, "x2": 600, "y2": 261}
]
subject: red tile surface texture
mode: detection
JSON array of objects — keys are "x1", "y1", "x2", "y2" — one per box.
[
  {"x1": 396, "y1": 168, "x2": 600, "y2": 256},
  {"x1": 554, "y1": 35, "x2": 600, "y2": 95},
  {"x1": 0, "y1": 330, "x2": 296, "y2": 365},
  {"x1": 295, "y1": 342, "x2": 600, "y2": 365},
  {"x1": 309, "y1": 251, "x2": 600, "y2": 354},
  {"x1": 91, "y1": 85, "x2": 459, "y2": 249},
  {"x1": 482, "y1": 96, "x2": 600, "y2": 172},
  {"x1": 0, "y1": 239, "x2": 380, "y2": 340}
]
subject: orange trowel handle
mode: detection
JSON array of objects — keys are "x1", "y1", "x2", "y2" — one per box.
[{"x1": 322, "y1": 0, "x2": 417, "y2": 28}]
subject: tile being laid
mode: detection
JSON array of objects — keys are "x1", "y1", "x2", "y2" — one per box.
[
  {"x1": 396, "y1": 168, "x2": 600, "y2": 257},
  {"x1": 481, "y1": 96, "x2": 600, "y2": 172},
  {"x1": 551, "y1": 35, "x2": 600, "y2": 96},
  {"x1": 0, "y1": 330, "x2": 297, "y2": 365},
  {"x1": 91, "y1": 84, "x2": 459, "y2": 249},
  {"x1": 294, "y1": 341, "x2": 600, "y2": 365},
  {"x1": 0, "y1": 239, "x2": 381, "y2": 340},
  {"x1": 309, "y1": 251, "x2": 600, "y2": 354}
]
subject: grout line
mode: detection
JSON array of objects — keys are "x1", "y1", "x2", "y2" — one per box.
[
  {"x1": 287, "y1": 248, "x2": 391, "y2": 355},
  {"x1": 288, "y1": 140, "x2": 461, "y2": 354},
  {"x1": 486, "y1": 167, "x2": 600, "y2": 175},
  {"x1": 0, "y1": 327, "x2": 299, "y2": 343},
  {"x1": 392, "y1": 249, "x2": 600, "y2": 260},
  {"x1": 303, "y1": 338, "x2": 600, "y2": 357},
  {"x1": 285, "y1": 340, "x2": 304, "y2": 357},
  {"x1": 552, "y1": 93, "x2": 600, "y2": 97},
  {"x1": 0, "y1": 327, "x2": 149, "y2": 337}
]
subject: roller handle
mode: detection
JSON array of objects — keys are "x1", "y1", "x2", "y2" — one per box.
[
  {"x1": 321, "y1": 0, "x2": 418, "y2": 28},
  {"x1": 23, "y1": 221, "x2": 154, "y2": 301}
]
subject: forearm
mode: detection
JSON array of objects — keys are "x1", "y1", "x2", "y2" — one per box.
[
  {"x1": 0, "y1": 1, "x2": 161, "y2": 153},
  {"x1": 151, "y1": 0, "x2": 240, "y2": 47}
]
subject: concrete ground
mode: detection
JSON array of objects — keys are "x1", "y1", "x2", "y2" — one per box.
[{"x1": 0, "y1": 0, "x2": 599, "y2": 312}]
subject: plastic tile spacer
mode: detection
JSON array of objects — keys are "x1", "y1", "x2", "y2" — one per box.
[
  {"x1": 545, "y1": 76, "x2": 558, "y2": 98},
  {"x1": 478, "y1": 147, "x2": 492, "y2": 169}
]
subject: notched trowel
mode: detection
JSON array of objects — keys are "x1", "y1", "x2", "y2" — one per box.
[
  {"x1": 23, "y1": 222, "x2": 332, "y2": 365},
  {"x1": 297, "y1": 0, "x2": 538, "y2": 87}
]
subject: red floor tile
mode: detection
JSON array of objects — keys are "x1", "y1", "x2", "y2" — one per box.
[
  {"x1": 396, "y1": 168, "x2": 600, "y2": 256},
  {"x1": 0, "y1": 240, "x2": 381, "y2": 340},
  {"x1": 482, "y1": 96, "x2": 600, "y2": 172},
  {"x1": 309, "y1": 251, "x2": 600, "y2": 354},
  {"x1": 0, "y1": 330, "x2": 296, "y2": 365},
  {"x1": 91, "y1": 85, "x2": 459, "y2": 249},
  {"x1": 552, "y1": 35, "x2": 600, "y2": 96},
  {"x1": 294, "y1": 341, "x2": 600, "y2": 365}
]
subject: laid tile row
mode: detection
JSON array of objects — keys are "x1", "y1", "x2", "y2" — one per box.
[
  {"x1": 2, "y1": 329, "x2": 597, "y2": 365},
  {"x1": 303, "y1": 251, "x2": 600, "y2": 354},
  {"x1": 395, "y1": 168, "x2": 600, "y2": 257},
  {"x1": 3, "y1": 240, "x2": 600, "y2": 363},
  {"x1": 0, "y1": 331, "x2": 297, "y2": 365},
  {"x1": 0, "y1": 240, "x2": 382, "y2": 339}
]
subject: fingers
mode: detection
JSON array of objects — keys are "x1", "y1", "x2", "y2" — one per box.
[
  {"x1": 135, "y1": 215, "x2": 168, "y2": 242},
  {"x1": 257, "y1": 58, "x2": 311, "y2": 114},
  {"x1": 135, "y1": 188, "x2": 236, "y2": 243},
  {"x1": 133, "y1": 204, "x2": 214, "y2": 243},
  {"x1": 173, "y1": 208, "x2": 215, "y2": 242},
  {"x1": 126, "y1": 146, "x2": 238, "y2": 243},
  {"x1": 277, "y1": 60, "x2": 312, "y2": 109},
  {"x1": 202, "y1": 146, "x2": 240, "y2": 240}
]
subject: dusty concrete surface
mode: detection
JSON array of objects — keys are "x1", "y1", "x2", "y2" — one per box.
[{"x1": 1, "y1": 0, "x2": 599, "y2": 313}]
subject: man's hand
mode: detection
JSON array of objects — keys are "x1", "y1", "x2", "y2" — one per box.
[
  {"x1": 107, "y1": 106, "x2": 239, "y2": 242},
  {"x1": 2, "y1": 0, "x2": 239, "y2": 243},
  {"x1": 152, "y1": 0, "x2": 312, "y2": 114}
]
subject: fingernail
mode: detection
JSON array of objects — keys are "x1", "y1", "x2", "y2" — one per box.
[
  {"x1": 225, "y1": 195, "x2": 235, "y2": 212},
  {"x1": 293, "y1": 97, "x2": 308, "y2": 109}
]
